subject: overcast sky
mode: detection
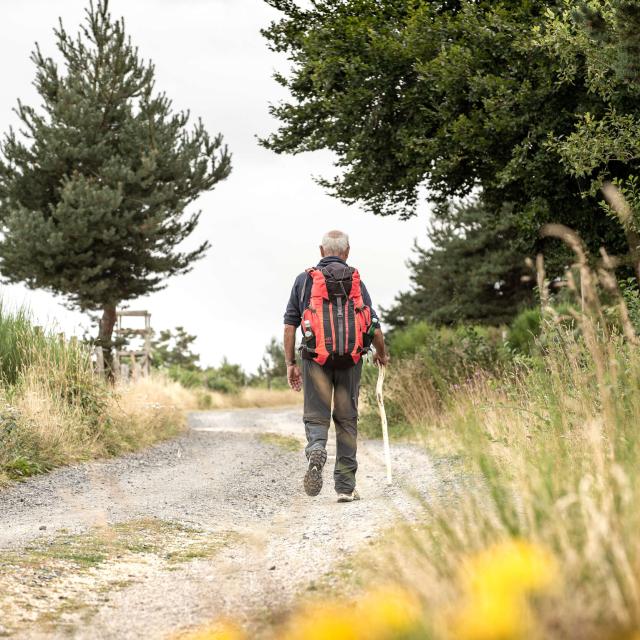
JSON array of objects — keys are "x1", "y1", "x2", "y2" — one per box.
[{"x1": 0, "y1": 0, "x2": 430, "y2": 372}]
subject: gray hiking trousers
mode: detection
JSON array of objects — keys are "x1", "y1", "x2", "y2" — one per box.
[{"x1": 302, "y1": 358, "x2": 363, "y2": 494}]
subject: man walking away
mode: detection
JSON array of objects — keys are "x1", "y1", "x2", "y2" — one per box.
[{"x1": 283, "y1": 230, "x2": 389, "y2": 502}]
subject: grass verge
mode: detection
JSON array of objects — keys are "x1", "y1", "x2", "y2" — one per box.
[
  {"x1": 0, "y1": 370, "x2": 189, "y2": 486},
  {"x1": 193, "y1": 387, "x2": 302, "y2": 411},
  {"x1": 0, "y1": 518, "x2": 239, "y2": 634},
  {"x1": 257, "y1": 433, "x2": 302, "y2": 452}
]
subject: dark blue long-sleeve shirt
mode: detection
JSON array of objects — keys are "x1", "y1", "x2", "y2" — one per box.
[{"x1": 284, "y1": 256, "x2": 378, "y2": 328}]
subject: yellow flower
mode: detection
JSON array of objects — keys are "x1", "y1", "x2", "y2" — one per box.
[
  {"x1": 281, "y1": 586, "x2": 422, "y2": 640},
  {"x1": 464, "y1": 540, "x2": 556, "y2": 597},
  {"x1": 281, "y1": 603, "x2": 360, "y2": 640},
  {"x1": 453, "y1": 588, "x2": 530, "y2": 640},
  {"x1": 357, "y1": 586, "x2": 423, "y2": 637},
  {"x1": 452, "y1": 540, "x2": 557, "y2": 640}
]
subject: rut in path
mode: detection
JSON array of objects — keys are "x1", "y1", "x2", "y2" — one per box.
[{"x1": 0, "y1": 407, "x2": 448, "y2": 639}]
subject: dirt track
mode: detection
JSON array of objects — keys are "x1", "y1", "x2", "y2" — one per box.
[{"x1": 0, "y1": 407, "x2": 445, "y2": 639}]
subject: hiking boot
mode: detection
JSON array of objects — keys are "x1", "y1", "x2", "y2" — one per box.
[
  {"x1": 336, "y1": 489, "x2": 360, "y2": 503},
  {"x1": 304, "y1": 450, "x2": 326, "y2": 497}
]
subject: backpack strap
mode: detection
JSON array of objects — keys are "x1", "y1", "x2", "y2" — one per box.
[
  {"x1": 350, "y1": 268, "x2": 363, "y2": 304},
  {"x1": 300, "y1": 268, "x2": 314, "y2": 306},
  {"x1": 307, "y1": 268, "x2": 329, "y2": 300}
]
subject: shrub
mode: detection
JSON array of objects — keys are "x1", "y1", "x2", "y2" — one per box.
[
  {"x1": 167, "y1": 365, "x2": 203, "y2": 389},
  {"x1": 505, "y1": 307, "x2": 542, "y2": 355},
  {"x1": 203, "y1": 371, "x2": 238, "y2": 395}
]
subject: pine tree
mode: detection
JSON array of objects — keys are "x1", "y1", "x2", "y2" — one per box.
[
  {"x1": 385, "y1": 200, "x2": 535, "y2": 328},
  {"x1": 151, "y1": 327, "x2": 200, "y2": 371},
  {"x1": 256, "y1": 338, "x2": 287, "y2": 389},
  {"x1": 0, "y1": 1, "x2": 231, "y2": 376}
]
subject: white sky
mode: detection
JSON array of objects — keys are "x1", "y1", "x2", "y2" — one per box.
[{"x1": 0, "y1": 0, "x2": 430, "y2": 372}]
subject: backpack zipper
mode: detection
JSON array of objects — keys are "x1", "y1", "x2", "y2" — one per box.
[{"x1": 336, "y1": 296, "x2": 344, "y2": 355}]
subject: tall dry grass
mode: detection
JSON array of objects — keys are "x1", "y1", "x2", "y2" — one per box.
[
  {"x1": 192, "y1": 386, "x2": 301, "y2": 411},
  {"x1": 0, "y1": 317, "x2": 191, "y2": 486},
  {"x1": 0, "y1": 373, "x2": 190, "y2": 486},
  {"x1": 367, "y1": 224, "x2": 640, "y2": 638},
  {"x1": 0, "y1": 319, "x2": 301, "y2": 486}
]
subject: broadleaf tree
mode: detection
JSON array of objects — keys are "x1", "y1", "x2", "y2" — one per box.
[
  {"x1": 0, "y1": 0, "x2": 231, "y2": 376},
  {"x1": 261, "y1": 0, "x2": 635, "y2": 325},
  {"x1": 539, "y1": 0, "x2": 640, "y2": 276}
]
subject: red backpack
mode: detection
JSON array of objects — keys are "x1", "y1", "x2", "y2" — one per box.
[{"x1": 299, "y1": 263, "x2": 373, "y2": 367}]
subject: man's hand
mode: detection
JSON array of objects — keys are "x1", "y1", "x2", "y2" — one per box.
[
  {"x1": 284, "y1": 325, "x2": 302, "y2": 390},
  {"x1": 371, "y1": 327, "x2": 389, "y2": 367},
  {"x1": 287, "y1": 364, "x2": 302, "y2": 391},
  {"x1": 373, "y1": 351, "x2": 390, "y2": 367}
]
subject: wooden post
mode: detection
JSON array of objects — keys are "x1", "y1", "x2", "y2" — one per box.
[
  {"x1": 113, "y1": 350, "x2": 121, "y2": 382},
  {"x1": 94, "y1": 346, "x2": 104, "y2": 377},
  {"x1": 130, "y1": 353, "x2": 139, "y2": 381},
  {"x1": 114, "y1": 310, "x2": 152, "y2": 381}
]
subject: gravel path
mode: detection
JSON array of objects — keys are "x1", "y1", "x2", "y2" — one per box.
[{"x1": 0, "y1": 407, "x2": 444, "y2": 639}]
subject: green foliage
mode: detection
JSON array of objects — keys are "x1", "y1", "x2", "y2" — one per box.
[
  {"x1": 261, "y1": 0, "x2": 624, "y2": 232},
  {"x1": 506, "y1": 308, "x2": 543, "y2": 356},
  {"x1": 203, "y1": 373, "x2": 238, "y2": 395},
  {"x1": 166, "y1": 358, "x2": 247, "y2": 395},
  {"x1": 152, "y1": 327, "x2": 200, "y2": 371},
  {"x1": 619, "y1": 277, "x2": 640, "y2": 331},
  {"x1": 203, "y1": 359, "x2": 246, "y2": 394},
  {"x1": 2, "y1": 455, "x2": 46, "y2": 479},
  {"x1": 540, "y1": 1, "x2": 640, "y2": 186},
  {"x1": 253, "y1": 338, "x2": 288, "y2": 389},
  {"x1": 0, "y1": 1, "x2": 231, "y2": 335},
  {"x1": 388, "y1": 322, "x2": 506, "y2": 377},
  {"x1": 385, "y1": 200, "x2": 535, "y2": 327},
  {"x1": 262, "y1": 0, "x2": 636, "y2": 325},
  {"x1": 166, "y1": 365, "x2": 202, "y2": 389}
]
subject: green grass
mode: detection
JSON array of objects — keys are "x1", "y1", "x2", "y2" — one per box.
[
  {"x1": 0, "y1": 313, "x2": 186, "y2": 483},
  {"x1": 0, "y1": 518, "x2": 238, "y2": 573},
  {"x1": 0, "y1": 518, "x2": 240, "y2": 634},
  {"x1": 258, "y1": 432, "x2": 302, "y2": 452}
]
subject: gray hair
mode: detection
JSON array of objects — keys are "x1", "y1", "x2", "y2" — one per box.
[{"x1": 321, "y1": 230, "x2": 350, "y2": 256}]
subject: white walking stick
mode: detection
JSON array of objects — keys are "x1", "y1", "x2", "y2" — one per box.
[{"x1": 376, "y1": 364, "x2": 392, "y2": 485}]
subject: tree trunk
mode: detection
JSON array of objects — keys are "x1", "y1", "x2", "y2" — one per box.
[
  {"x1": 97, "y1": 304, "x2": 117, "y2": 383},
  {"x1": 626, "y1": 229, "x2": 640, "y2": 283}
]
